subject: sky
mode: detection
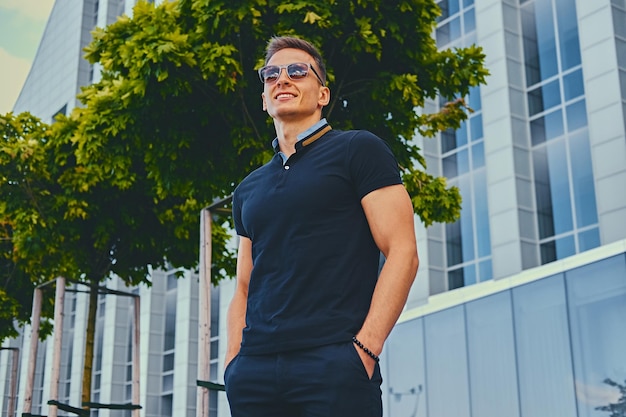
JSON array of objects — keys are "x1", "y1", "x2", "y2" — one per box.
[{"x1": 0, "y1": 0, "x2": 55, "y2": 114}]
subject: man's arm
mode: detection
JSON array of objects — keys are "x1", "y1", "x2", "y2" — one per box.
[
  {"x1": 225, "y1": 236, "x2": 253, "y2": 368},
  {"x1": 356, "y1": 184, "x2": 419, "y2": 377}
]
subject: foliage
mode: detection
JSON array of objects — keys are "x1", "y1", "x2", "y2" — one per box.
[
  {"x1": 0, "y1": 0, "x2": 487, "y2": 343},
  {"x1": 596, "y1": 378, "x2": 626, "y2": 417}
]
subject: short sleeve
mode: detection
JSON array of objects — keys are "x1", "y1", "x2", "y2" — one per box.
[
  {"x1": 347, "y1": 131, "x2": 402, "y2": 199},
  {"x1": 232, "y1": 187, "x2": 250, "y2": 238}
]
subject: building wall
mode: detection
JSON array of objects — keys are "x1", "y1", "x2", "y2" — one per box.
[{"x1": 382, "y1": 240, "x2": 626, "y2": 417}]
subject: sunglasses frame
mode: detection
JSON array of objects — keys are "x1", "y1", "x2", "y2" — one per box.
[{"x1": 258, "y1": 62, "x2": 325, "y2": 85}]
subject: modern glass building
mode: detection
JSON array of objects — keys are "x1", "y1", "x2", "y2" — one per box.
[{"x1": 1, "y1": 0, "x2": 625, "y2": 416}]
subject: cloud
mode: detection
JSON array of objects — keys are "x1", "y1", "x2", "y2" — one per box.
[
  {"x1": 0, "y1": 47, "x2": 31, "y2": 114},
  {"x1": 0, "y1": 0, "x2": 55, "y2": 21}
]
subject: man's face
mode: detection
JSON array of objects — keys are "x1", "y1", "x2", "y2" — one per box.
[{"x1": 261, "y1": 48, "x2": 330, "y2": 122}]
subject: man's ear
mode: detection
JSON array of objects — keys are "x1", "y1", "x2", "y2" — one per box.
[
  {"x1": 318, "y1": 86, "x2": 331, "y2": 107},
  {"x1": 262, "y1": 92, "x2": 267, "y2": 111}
]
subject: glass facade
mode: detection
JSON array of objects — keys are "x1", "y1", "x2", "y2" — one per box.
[
  {"x1": 382, "y1": 253, "x2": 626, "y2": 417},
  {"x1": 436, "y1": 0, "x2": 492, "y2": 290},
  {"x1": 521, "y1": 0, "x2": 600, "y2": 264}
]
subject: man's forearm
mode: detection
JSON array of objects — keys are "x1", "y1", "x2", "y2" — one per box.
[
  {"x1": 356, "y1": 248, "x2": 419, "y2": 355},
  {"x1": 225, "y1": 288, "x2": 247, "y2": 365}
]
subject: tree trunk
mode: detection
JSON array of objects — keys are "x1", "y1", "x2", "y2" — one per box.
[{"x1": 81, "y1": 280, "x2": 99, "y2": 410}]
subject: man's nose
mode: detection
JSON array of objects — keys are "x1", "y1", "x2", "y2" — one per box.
[{"x1": 276, "y1": 68, "x2": 291, "y2": 84}]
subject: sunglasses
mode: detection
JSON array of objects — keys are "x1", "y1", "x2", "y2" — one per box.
[{"x1": 258, "y1": 62, "x2": 325, "y2": 85}]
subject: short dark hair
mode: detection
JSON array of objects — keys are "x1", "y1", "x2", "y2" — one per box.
[{"x1": 264, "y1": 36, "x2": 327, "y2": 84}]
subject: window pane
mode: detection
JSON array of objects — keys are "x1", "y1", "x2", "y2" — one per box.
[
  {"x1": 474, "y1": 170, "x2": 491, "y2": 257},
  {"x1": 566, "y1": 99, "x2": 587, "y2": 132},
  {"x1": 384, "y1": 320, "x2": 426, "y2": 417},
  {"x1": 578, "y1": 228, "x2": 600, "y2": 252},
  {"x1": 555, "y1": 234, "x2": 576, "y2": 260},
  {"x1": 513, "y1": 275, "x2": 578, "y2": 416},
  {"x1": 466, "y1": 293, "x2": 520, "y2": 417},
  {"x1": 468, "y1": 86, "x2": 481, "y2": 111},
  {"x1": 479, "y1": 259, "x2": 493, "y2": 281},
  {"x1": 569, "y1": 131, "x2": 598, "y2": 227},
  {"x1": 566, "y1": 255, "x2": 626, "y2": 417},
  {"x1": 470, "y1": 114, "x2": 483, "y2": 141},
  {"x1": 547, "y1": 140, "x2": 573, "y2": 234},
  {"x1": 563, "y1": 69, "x2": 584, "y2": 100},
  {"x1": 531, "y1": 109, "x2": 564, "y2": 145},
  {"x1": 472, "y1": 141, "x2": 484, "y2": 169},
  {"x1": 424, "y1": 306, "x2": 470, "y2": 417},
  {"x1": 464, "y1": 8, "x2": 476, "y2": 33},
  {"x1": 555, "y1": 0, "x2": 581, "y2": 70}
]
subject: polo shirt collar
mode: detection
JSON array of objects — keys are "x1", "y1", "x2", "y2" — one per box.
[{"x1": 272, "y1": 118, "x2": 332, "y2": 163}]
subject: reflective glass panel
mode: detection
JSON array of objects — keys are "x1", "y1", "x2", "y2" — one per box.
[
  {"x1": 547, "y1": 140, "x2": 574, "y2": 234},
  {"x1": 468, "y1": 85, "x2": 481, "y2": 111},
  {"x1": 566, "y1": 255, "x2": 626, "y2": 417},
  {"x1": 555, "y1": 0, "x2": 582, "y2": 70},
  {"x1": 470, "y1": 114, "x2": 483, "y2": 141},
  {"x1": 466, "y1": 293, "x2": 520, "y2": 417},
  {"x1": 513, "y1": 275, "x2": 578, "y2": 416},
  {"x1": 424, "y1": 306, "x2": 470, "y2": 417},
  {"x1": 569, "y1": 130, "x2": 598, "y2": 228},
  {"x1": 531, "y1": 109, "x2": 564, "y2": 145},
  {"x1": 566, "y1": 100, "x2": 588, "y2": 132},
  {"x1": 555, "y1": 234, "x2": 576, "y2": 259},
  {"x1": 479, "y1": 259, "x2": 493, "y2": 280},
  {"x1": 563, "y1": 69, "x2": 584, "y2": 100},
  {"x1": 474, "y1": 170, "x2": 491, "y2": 257},
  {"x1": 471, "y1": 141, "x2": 484, "y2": 169},
  {"x1": 464, "y1": 8, "x2": 476, "y2": 33},
  {"x1": 384, "y1": 319, "x2": 427, "y2": 417},
  {"x1": 578, "y1": 228, "x2": 600, "y2": 252}
]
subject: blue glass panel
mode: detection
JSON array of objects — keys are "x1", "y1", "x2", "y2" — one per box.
[
  {"x1": 566, "y1": 99, "x2": 587, "y2": 131},
  {"x1": 384, "y1": 319, "x2": 427, "y2": 417},
  {"x1": 563, "y1": 69, "x2": 584, "y2": 100},
  {"x1": 457, "y1": 148, "x2": 470, "y2": 175},
  {"x1": 569, "y1": 130, "x2": 598, "y2": 227},
  {"x1": 443, "y1": 154, "x2": 459, "y2": 178},
  {"x1": 463, "y1": 0, "x2": 473, "y2": 7},
  {"x1": 566, "y1": 255, "x2": 626, "y2": 417},
  {"x1": 528, "y1": 80, "x2": 561, "y2": 116},
  {"x1": 463, "y1": 264, "x2": 477, "y2": 286},
  {"x1": 459, "y1": 176, "x2": 475, "y2": 260},
  {"x1": 540, "y1": 240, "x2": 557, "y2": 264},
  {"x1": 555, "y1": 0, "x2": 582, "y2": 70},
  {"x1": 468, "y1": 85, "x2": 481, "y2": 111},
  {"x1": 555, "y1": 234, "x2": 576, "y2": 260},
  {"x1": 464, "y1": 8, "x2": 476, "y2": 33},
  {"x1": 545, "y1": 110, "x2": 564, "y2": 140},
  {"x1": 547, "y1": 140, "x2": 574, "y2": 234},
  {"x1": 534, "y1": 146, "x2": 555, "y2": 238},
  {"x1": 521, "y1": 3, "x2": 542, "y2": 86},
  {"x1": 441, "y1": 129, "x2": 457, "y2": 153},
  {"x1": 457, "y1": 120, "x2": 468, "y2": 147},
  {"x1": 448, "y1": 267, "x2": 464, "y2": 289},
  {"x1": 531, "y1": 110, "x2": 564, "y2": 145},
  {"x1": 447, "y1": 220, "x2": 463, "y2": 266},
  {"x1": 436, "y1": 17, "x2": 462, "y2": 47},
  {"x1": 471, "y1": 141, "x2": 484, "y2": 169},
  {"x1": 535, "y1": 0, "x2": 559, "y2": 81},
  {"x1": 512, "y1": 275, "x2": 578, "y2": 416},
  {"x1": 424, "y1": 306, "x2": 471, "y2": 417},
  {"x1": 474, "y1": 170, "x2": 491, "y2": 257},
  {"x1": 479, "y1": 259, "x2": 492, "y2": 281},
  {"x1": 578, "y1": 228, "x2": 600, "y2": 252},
  {"x1": 466, "y1": 293, "x2": 520, "y2": 417},
  {"x1": 470, "y1": 114, "x2": 483, "y2": 141}
]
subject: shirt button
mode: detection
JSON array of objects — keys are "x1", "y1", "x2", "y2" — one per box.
[{"x1": 284, "y1": 165, "x2": 290, "y2": 170}]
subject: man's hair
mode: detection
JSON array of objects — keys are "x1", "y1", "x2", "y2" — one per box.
[{"x1": 264, "y1": 36, "x2": 327, "y2": 84}]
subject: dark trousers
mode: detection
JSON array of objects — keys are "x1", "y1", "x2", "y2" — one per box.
[{"x1": 224, "y1": 342, "x2": 383, "y2": 417}]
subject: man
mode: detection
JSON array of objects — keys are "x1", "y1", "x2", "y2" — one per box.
[{"x1": 224, "y1": 36, "x2": 419, "y2": 417}]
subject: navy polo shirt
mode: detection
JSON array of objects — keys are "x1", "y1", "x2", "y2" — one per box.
[{"x1": 232, "y1": 120, "x2": 402, "y2": 355}]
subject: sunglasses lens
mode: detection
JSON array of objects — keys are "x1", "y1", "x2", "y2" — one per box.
[
  {"x1": 260, "y1": 66, "x2": 280, "y2": 83},
  {"x1": 287, "y1": 63, "x2": 309, "y2": 79}
]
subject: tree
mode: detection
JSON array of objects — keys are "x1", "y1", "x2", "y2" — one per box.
[
  {"x1": 597, "y1": 378, "x2": 626, "y2": 417},
  {"x1": 1, "y1": 0, "x2": 488, "y2": 409}
]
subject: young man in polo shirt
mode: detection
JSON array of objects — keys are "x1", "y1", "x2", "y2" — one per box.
[{"x1": 224, "y1": 36, "x2": 419, "y2": 417}]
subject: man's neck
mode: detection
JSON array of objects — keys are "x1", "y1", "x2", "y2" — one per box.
[{"x1": 273, "y1": 115, "x2": 322, "y2": 158}]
